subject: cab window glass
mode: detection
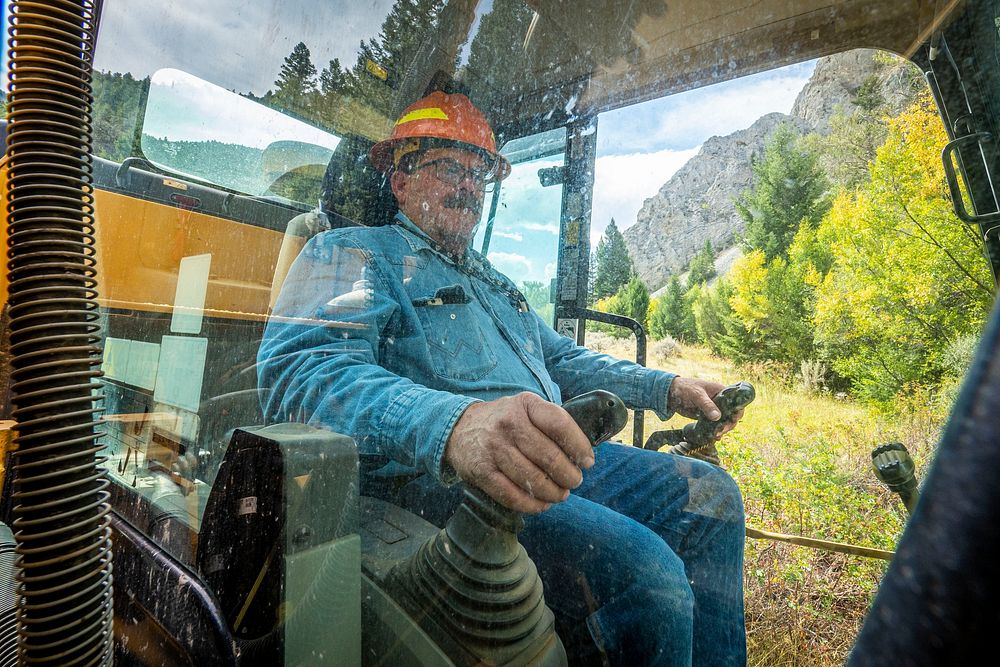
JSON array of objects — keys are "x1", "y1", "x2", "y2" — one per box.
[
  {"x1": 140, "y1": 69, "x2": 340, "y2": 204},
  {"x1": 56, "y1": 1, "x2": 1000, "y2": 665},
  {"x1": 474, "y1": 128, "x2": 566, "y2": 328}
]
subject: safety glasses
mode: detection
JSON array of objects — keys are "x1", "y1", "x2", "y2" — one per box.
[{"x1": 412, "y1": 157, "x2": 498, "y2": 187}]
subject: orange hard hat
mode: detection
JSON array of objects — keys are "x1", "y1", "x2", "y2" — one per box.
[{"x1": 369, "y1": 91, "x2": 511, "y2": 181}]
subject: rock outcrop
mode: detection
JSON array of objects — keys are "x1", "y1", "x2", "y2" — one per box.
[
  {"x1": 627, "y1": 113, "x2": 806, "y2": 291},
  {"x1": 623, "y1": 49, "x2": 918, "y2": 291}
]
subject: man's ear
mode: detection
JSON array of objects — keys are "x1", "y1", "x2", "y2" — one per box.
[{"x1": 390, "y1": 170, "x2": 408, "y2": 205}]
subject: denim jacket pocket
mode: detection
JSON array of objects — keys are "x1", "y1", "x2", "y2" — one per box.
[{"x1": 416, "y1": 303, "x2": 498, "y2": 381}]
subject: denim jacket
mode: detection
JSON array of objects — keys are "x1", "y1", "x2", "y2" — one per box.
[{"x1": 257, "y1": 213, "x2": 676, "y2": 482}]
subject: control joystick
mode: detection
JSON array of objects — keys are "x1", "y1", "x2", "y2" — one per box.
[
  {"x1": 643, "y1": 381, "x2": 755, "y2": 465},
  {"x1": 386, "y1": 390, "x2": 627, "y2": 667}
]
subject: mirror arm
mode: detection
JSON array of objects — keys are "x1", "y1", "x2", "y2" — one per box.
[{"x1": 479, "y1": 185, "x2": 503, "y2": 255}]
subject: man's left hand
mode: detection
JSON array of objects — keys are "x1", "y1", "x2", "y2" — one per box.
[{"x1": 667, "y1": 376, "x2": 744, "y2": 441}]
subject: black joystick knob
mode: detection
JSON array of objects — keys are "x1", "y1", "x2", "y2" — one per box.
[
  {"x1": 643, "y1": 381, "x2": 755, "y2": 465},
  {"x1": 562, "y1": 390, "x2": 630, "y2": 447},
  {"x1": 872, "y1": 442, "x2": 919, "y2": 515}
]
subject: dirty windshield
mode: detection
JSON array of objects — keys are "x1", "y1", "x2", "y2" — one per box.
[{"x1": 72, "y1": 0, "x2": 1000, "y2": 665}]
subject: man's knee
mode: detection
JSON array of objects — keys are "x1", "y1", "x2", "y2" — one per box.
[
  {"x1": 525, "y1": 501, "x2": 693, "y2": 614},
  {"x1": 686, "y1": 458, "x2": 745, "y2": 524}
]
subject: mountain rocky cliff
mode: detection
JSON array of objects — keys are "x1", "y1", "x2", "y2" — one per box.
[{"x1": 623, "y1": 49, "x2": 917, "y2": 292}]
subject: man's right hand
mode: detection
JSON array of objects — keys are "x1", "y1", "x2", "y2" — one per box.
[{"x1": 444, "y1": 392, "x2": 595, "y2": 514}]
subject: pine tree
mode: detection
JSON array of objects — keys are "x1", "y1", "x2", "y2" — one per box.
[
  {"x1": 92, "y1": 71, "x2": 146, "y2": 161},
  {"x1": 316, "y1": 58, "x2": 348, "y2": 125},
  {"x1": 690, "y1": 280, "x2": 755, "y2": 361},
  {"x1": 687, "y1": 239, "x2": 717, "y2": 287},
  {"x1": 466, "y1": 0, "x2": 667, "y2": 105},
  {"x1": 736, "y1": 123, "x2": 831, "y2": 261},
  {"x1": 592, "y1": 219, "x2": 634, "y2": 302},
  {"x1": 617, "y1": 275, "x2": 649, "y2": 325},
  {"x1": 319, "y1": 58, "x2": 348, "y2": 97},
  {"x1": 272, "y1": 42, "x2": 318, "y2": 115},
  {"x1": 466, "y1": 0, "x2": 538, "y2": 98},
  {"x1": 650, "y1": 276, "x2": 696, "y2": 341},
  {"x1": 346, "y1": 0, "x2": 446, "y2": 115}
]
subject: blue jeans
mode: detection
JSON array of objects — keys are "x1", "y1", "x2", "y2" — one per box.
[{"x1": 368, "y1": 443, "x2": 747, "y2": 666}]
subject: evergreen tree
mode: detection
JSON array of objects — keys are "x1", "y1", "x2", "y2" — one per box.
[
  {"x1": 519, "y1": 281, "x2": 550, "y2": 311},
  {"x1": 272, "y1": 42, "x2": 318, "y2": 115},
  {"x1": 519, "y1": 280, "x2": 554, "y2": 326},
  {"x1": 591, "y1": 219, "x2": 634, "y2": 301},
  {"x1": 690, "y1": 280, "x2": 755, "y2": 361},
  {"x1": 736, "y1": 123, "x2": 831, "y2": 261},
  {"x1": 687, "y1": 239, "x2": 717, "y2": 287},
  {"x1": 617, "y1": 275, "x2": 650, "y2": 325},
  {"x1": 465, "y1": 0, "x2": 538, "y2": 98},
  {"x1": 319, "y1": 58, "x2": 348, "y2": 97},
  {"x1": 315, "y1": 58, "x2": 349, "y2": 125},
  {"x1": 91, "y1": 71, "x2": 146, "y2": 161},
  {"x1": 591, "y1": 275, "x2": 649, "y2": 339},
  {"x1": 346, "y1": 0, "x2": 446, "y2": 115},
  {"x1": 650, "y1": 275, "x2": 696, "y2": 341},
  {"x1": 466, "y1": 0, "x2": 666, "y2": 106}
]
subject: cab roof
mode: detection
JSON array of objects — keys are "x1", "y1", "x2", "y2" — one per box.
[{"x1": 379, "y1": 0, "x2": 957, "y2": 139}]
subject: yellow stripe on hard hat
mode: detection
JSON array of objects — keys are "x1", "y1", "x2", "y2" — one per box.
[{"x1": 396, "y1": 107, "x2": 449, "y2": 126}]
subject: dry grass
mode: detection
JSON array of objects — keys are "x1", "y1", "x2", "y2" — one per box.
[{"x1": 584, "y1": 333, "x2": 945, "y2": 666}]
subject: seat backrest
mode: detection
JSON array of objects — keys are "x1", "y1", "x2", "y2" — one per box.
[
  {"x1": 267, "y1": 135, "x2": 399, "y2": 311},
  {"x1": 268, "y1": 209, "x2": 333, "y2": 312}
]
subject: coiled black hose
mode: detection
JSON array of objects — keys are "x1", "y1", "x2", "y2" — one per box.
[
  {"x1": 5, "y1": 1, "x2": 113, "y2": 665},
  {"x1": 0, "y1": 524, "x2": 19, "y2": 667}
]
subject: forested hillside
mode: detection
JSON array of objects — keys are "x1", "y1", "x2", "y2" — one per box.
[
  {"x1": 593, "y1": 52, "x2": 991, "y2": 407},
  {"x1": 91, "y1": 70, "x2": 145, "y2": 161}
]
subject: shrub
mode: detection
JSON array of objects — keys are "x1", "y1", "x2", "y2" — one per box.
[
  {"x1": 589, "y1": 276, "x2": 650, "y2": 339},
  {"x1": 942, "y1": 333, "x2": 980, "y2": 377},
  {"x1": 799, "y1": 359, "x2": 828, "y2": 393},
  {"x1": 651, "y1": 336, "x2": 682, "y2": 363},
  {"x1": 584, "y1": 330, "x2": 615, "y2": 353}
]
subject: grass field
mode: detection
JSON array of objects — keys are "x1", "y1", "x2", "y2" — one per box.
[{"x1": 585, "y1": 333, "x2": 945, "y2": 666}]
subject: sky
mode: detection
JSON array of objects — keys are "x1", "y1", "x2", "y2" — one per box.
[
  {"x1": 91, "y1": 0, "x2": 397, "y2": 93},
  {"x1": 591, "y1": 62, "x2": 816, "y2": 240},
  {"x1": 144, "y1": 69, "x2": 342, "y2": 151}
]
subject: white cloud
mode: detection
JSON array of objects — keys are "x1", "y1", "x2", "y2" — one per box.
[
  {"x1": 591, "y1": 147, "x2": 700, "y2": 242},
  {"x1": 488, "y1": 252, "x2": 533, "y2": 274},
  {"x1": 599, "y1": 63, "x2": 815, "y2": 154},
  {"x1": 521, "y1": 222, "x2": 560, "y2": 234},
  {"x1": 493, "y1": 230, "x2": 524, "y2": 242}
]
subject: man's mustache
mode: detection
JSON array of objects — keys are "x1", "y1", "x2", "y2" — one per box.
[{"x1": 443, "y1": 191, "x2": 483, "y2": 216}]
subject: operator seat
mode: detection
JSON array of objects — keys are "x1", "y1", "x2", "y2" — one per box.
[{"x1": 268, "y1": 134, "x2": 398, "y2": 311}]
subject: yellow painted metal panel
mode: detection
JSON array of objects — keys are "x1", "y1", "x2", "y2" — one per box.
[{"x1": 93, "y1": 189, "x2": 287, "y2": 319}]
